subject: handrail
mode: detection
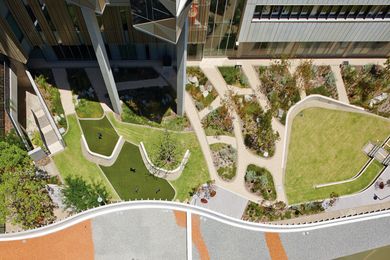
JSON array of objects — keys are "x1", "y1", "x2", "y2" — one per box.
[
  {"x1": 2, "y1": 200, "x2": 390, "y2": 241},
  {"x1": 26, "y1": 70, "x2": 65, "y2": 148}
]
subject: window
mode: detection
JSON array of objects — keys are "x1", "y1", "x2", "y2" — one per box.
[
  {"x1": 252, "y1": 5, "x2": 387, "y2": 20},
  {"x1": 6, "y1": 13, "x2": 24, "y2": 42}
]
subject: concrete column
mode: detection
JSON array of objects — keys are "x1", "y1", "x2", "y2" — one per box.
[
  {"x1": 80, "y1": 7, "x2": 122, "y2": 114},
  {"x1": 175, "y1": 19, "x2": 188, "y2": 116}
]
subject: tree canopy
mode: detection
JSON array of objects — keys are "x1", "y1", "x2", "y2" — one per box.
[
  {"x1": 0, "y1": 141, "x2": 32, "y2": 174},
  {"x1": 62, "y1": 176, "x2": 110, "y2": 213},
  {"x1": 0, "y1": 169, "x2": 55, "y2": 229},
  {"x1": 0, "y1": 140, "x2": 55, "y2": 229}
]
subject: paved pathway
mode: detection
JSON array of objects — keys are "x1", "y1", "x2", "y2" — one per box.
[
  {"x1": 52, "y1": 68, "x2": 76, "y2": 115},
  {"x1": 331, "y1": 65, "x2": 350, "y2": 103},
  {"x1": 199, "y1": 63, "x2": 288, "y2": 202},
  {"x1": 198, "y1": 95, "x2": 221, "y2": 119},
  {"x1": 206, "y1": 135, "x2": 237, "y2": 148},
  {"x1": 3, "y1": 203, "x2": 390, "y2": 259}
]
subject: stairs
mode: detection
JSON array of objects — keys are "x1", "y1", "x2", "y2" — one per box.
[
  {"x1": 383, "y1": 154, "x2": 390, "y2": 166},
  {"x1": 368, "y1": 145, "x2": 381, "y2": 157},
  {"x1": 32, "y1": 109, "x2": 64, "y2": 154}
]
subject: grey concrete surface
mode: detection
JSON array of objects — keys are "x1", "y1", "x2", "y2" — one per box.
[
  {"x1": 91, "y1": 208, "x2": 187, "y2": 260},
  {"x1": 190, "y1": 185, "x2": 248, "y2": 219},
  {"x1": 197, "y1": 215, "x2": 271, "y2": 260},
  {"x1": 281, "y1": 216, "x2": 390, "y2": 260}
]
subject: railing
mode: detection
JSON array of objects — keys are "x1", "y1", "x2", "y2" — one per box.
[
  {"x1": 3, "y1": 62, "x2": 31, "y2": 150},
  {"x1": 26, "y1": 70, "x2": 65, "y2": 149},
  {"x1": 2, "y1": 200, "x2": 390, "y2": 240}
]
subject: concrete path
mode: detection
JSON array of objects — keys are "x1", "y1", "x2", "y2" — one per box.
[
  {"x1": 3, "y1": 202, "x2": 390, "y2": 260},
  {"x1": 206, "y1": 135, "x2": 237, "y2": 148},
  {"x1": 326, "y1": 166, "x2": 390, "y2": 213},
  {"x1": 52, "y1": 68, "x2": 76, "y2": 115},
  {"x1": 184, "y1": 92, "x2": 220, "y2": 183},
  {"x1": 185, "y1": 91, "x2": 261, "y2": 202},
  {"x1": 198, "y1": 95, "x2": 221, "y2": 119},
  {"x1": 199, "y1": 64, "x2": 288, "y2": 203},
  {"x1": 331, "y1": 65, "x2": 350, "y2": 103}
]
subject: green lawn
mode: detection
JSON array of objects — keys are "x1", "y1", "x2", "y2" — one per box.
[
  {"x1": 100, "y1": 142, "x2": 175, "y2": 200},
  {"x1": 285, "y1": 108, "x2": 390, "y2": 204},
  {"x1": 108, "y1": 113, "x2": 210, "y2": 201},
  {"x1": 79, "y1": 117, "x2": 119, "y2": 156},
  {"x1": 75, "y1": 99, "x2": 104, "y2": 118},
  {"x1": 52, "y1": 116, "x2": 120, "y2": 200}
]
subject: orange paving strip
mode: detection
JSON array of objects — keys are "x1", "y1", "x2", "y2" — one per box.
[
  {"x1": 0, "y1": 220, "x2": 94, "y2": 260},
  {"x1": 265, "y1": 232, "x2": 288, "y2": 260},
  {"x1": 173, "y1": 210, "x2": 187, "y2": 228},
  {"x1": 192, "y1": 215, "x2": 210, "y2": 260}
]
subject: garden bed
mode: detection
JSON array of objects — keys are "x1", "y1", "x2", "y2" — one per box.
[
  {"x1": 79, "y1": 116, "x2": 119, "y2": 156},
  {"x1": 112, "y1": 67, "x2": 159, "y2": 82},
  {"x1": 100, "y1": 142, "x2": 175, "y2": 200},
  {"x1": 257, "y1": 60, "x2": 300, "y2": 124},
  {"x1": 295, "y1": 61, "x2": 338, "y2": 99},
  {"x1": 244, "y1": 164, "x2": 276, "y2": 201},
  {"x1": 243, "y1": 200, "x2": 324, "y2": 222},
  {"x1": 233, "y1": 94, "x2": 279, "y2": 157},
  {"x1": 210, "y1": 143, "x2": 237, "y2": 181},
  {"x1": 341, "y1": 64, "x2": 390, "y2": 117},
  {"x1": 31, "y1": 70, "x2": 67, "y2": 129},
  {"x1": 66, "y1": 68, "x2": 103, "y2": 118},
  {"x1": 201, "y1": 105, "x2": 234, "y2": 136},
  {"x1": 186, "y1": 67, "x2": 218, "y2": 110},
  {"x1": 218, "y1": 66, "x2": 248, "y2": 88},
  {"x1": 119, "y1": 86, "x2": 190, "y2": 131}
]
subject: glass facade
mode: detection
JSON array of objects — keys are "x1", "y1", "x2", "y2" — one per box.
[
  {"x1": 253, "y1": 5, "x2": 390, "y2": 20},
  {"x1": 202, "y1": 0, "x2": 245, "y2": 56},
  {"x1": 237, "y1": 41, "x2": 390, "y2": 58}
]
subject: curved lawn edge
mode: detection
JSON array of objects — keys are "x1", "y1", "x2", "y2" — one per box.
[
  {"x1": 52, "y1": 115, "x2": 120, "y2": 200},
  {"x1": 78, "y1": 115, "x2": 120, "y2": 156},
  {"x1": 106, "y1": 112, "x2": 211, "y2": 201},
  {"x1": 283, "y1": 98, "x2": 390, "y2": 204},
  {"x1": 99, "y1": 142, "x2": 175, "y2": 201}
]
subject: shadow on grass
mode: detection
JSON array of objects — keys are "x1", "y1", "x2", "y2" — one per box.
[{"x1": 100, "y1": 142, "x2": 175, "y2": 200}]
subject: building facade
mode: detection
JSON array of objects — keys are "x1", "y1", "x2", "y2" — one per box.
[{"x1": 0, "y1": 0, "x2": 389, "y2": 119}]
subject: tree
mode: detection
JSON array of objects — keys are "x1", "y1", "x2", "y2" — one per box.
[
  {"x1": 295, "y1": 60, "x2": 314, "y2": 90},
  {"x1": 62, "y1": 176, "x2": 110, "y2": 213},
  {"x1": 0, "y1": 141, "x2": 32, "y2": 174},
  {"x1": 0, "y1": 169, "x2": 55, "y2": 229},
  {"x1": 154, "y1": 129, "x2": 178, "y2": 168},
  {"x1": 384, "y1": 57, "x2": 390, "y2": 81},
  {"x1": 0, "y1": 130, "x2": 25, "y2": 150}
]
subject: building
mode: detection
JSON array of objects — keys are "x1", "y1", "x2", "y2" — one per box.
[{"x1": 0, "y1": 0, "x2": 389, "y2": 141}]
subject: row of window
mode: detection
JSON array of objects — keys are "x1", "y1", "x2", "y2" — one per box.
[{"x1": 253, "y1": 5, "x2": 390, "y2": 20}]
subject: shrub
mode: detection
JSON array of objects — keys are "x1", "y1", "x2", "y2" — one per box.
[{"x1": 244, "y1": 165, "x2": 276, "y2": 201}]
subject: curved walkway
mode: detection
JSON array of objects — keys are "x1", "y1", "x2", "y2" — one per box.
[
  {"x1": 200, "y1": 64, "x2": 288, "y2": 203},
  {"x1": 206, "y1": 135, "x2": 237, "y2": 148},
  {"x1": 3, "y1": 201, "x2": 390, "y2": 240}
]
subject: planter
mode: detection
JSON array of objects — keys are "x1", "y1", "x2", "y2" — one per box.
[
  {"x1": 201, "y1": 198, "x2": 208, "y2": 204},
  {"x1": 210, "y1": 190, "x2": 216, "y2": 197}
]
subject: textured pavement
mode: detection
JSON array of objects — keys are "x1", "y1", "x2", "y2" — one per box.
[{"x1": 1, "y1": 208, "x2": 390, "y2": 259}]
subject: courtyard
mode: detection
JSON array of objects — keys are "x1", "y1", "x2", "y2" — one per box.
[{"x1": 32, "y1": 57, "x2": 390, "y2": 224}]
